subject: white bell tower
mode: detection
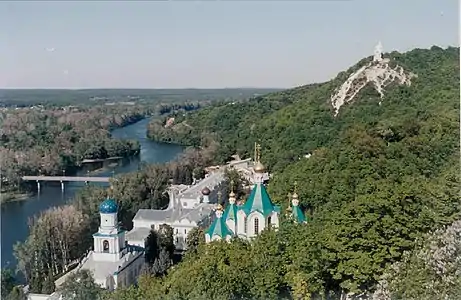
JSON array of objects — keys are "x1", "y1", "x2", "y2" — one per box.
[{"x1": 92, "y1": 198, "x2": 126, "y2": 262}]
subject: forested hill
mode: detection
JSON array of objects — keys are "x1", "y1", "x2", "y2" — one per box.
[
  {"x1": 148, "y1": 46, "x2": 459, "y2": 171},
  {"x1": 139, "y1": 46, "x2": 460, "y2": 297}
]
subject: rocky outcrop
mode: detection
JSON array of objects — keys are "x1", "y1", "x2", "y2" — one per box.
[{"x1": 331, "y1": 42, "x2": 417, "y2": 117}]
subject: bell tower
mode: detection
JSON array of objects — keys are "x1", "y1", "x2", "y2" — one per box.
[{"x1": 92, "y1": 198, "x2": 126, "y2": 262}]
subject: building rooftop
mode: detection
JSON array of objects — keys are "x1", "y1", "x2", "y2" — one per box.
[
  {"x1": 180, "y1": 171, "x2": 224, "y2": 200},
  {"x1": 125, "y1": 227, "x2": 152, "y2": 242},
  {"x1": 79, "y1": 248, "x2": 143, "y2": 281},
  {"x1": 132, "y1": 171, "x2": 225, "y2": 225}
]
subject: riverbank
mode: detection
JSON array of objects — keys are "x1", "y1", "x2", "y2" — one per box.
[{"x1": 0, "y1": 191, "x2": 33, "y2": 204}]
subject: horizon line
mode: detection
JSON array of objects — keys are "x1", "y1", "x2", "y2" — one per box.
[{"x1": 0, "y1": 87, "x2": 288, "y2": 91}]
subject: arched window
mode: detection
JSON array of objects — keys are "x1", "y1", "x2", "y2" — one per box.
[
  {"x1": 103, "y1": 240, "x2": 109, "y2": 253},
  {"x1": 268, "y1": 216, "x2": 272, "y2": 226},
  {"x1": 254, "y1": 218, "x2": 259, "y2": 234},
  {"x1": 244, "y1": 217, "x2": 247, "y2": 233}
]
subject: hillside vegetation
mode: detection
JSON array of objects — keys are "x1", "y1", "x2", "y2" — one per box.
[{"x1": 135, "y1": 46, "x2": 460, "y2": 299}]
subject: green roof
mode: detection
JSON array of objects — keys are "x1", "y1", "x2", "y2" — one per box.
[
  {"x1": 205, "y1": 214, "x2": 234, "y2": 238},
  {"x1": 223, "y1": 203, "x2": 238, "y2": 221},
  {"x1": 240, "y1": 183, "x2": 278, "y2": 217},
  {"x1": 292, "y1": 205, "x2": 307, "y2": 223}
]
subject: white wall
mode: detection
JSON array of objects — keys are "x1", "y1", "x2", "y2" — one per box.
[
  {"x1": 248, "y1": 212, "x2": 264, "y2": 237},
  {"x1": 100, "y1": 213, "x2": 118, "y2": 233}
]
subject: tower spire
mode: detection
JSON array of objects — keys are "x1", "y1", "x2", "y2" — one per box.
[
  {"x1": 286, "y1": 192, "x2": 293, "y2": 214},
  {"x1": 229, "y1": 180, "x2": 236, "y2": 204},
  {"x1": 253, "y1": 143, "x2": 266, "y2": 175}
]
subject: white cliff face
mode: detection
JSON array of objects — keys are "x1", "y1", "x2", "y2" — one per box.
[{"x1": 331, "y1": 42, "x2": 417, "y2": 117}]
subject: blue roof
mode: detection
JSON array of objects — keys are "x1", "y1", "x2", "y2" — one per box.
[
  {"x1": 205, "y1": 214, "x2": 233, "y2": 239},
  {"x1": 240, "y1": 183, "x2": 279, "y2": 217},
  {"x1": 99, "y1": 198, "x2": 118, "y2": 214},
  {"x1": 292, "y1": 205, "x2": 307, "y2": 223},
  {"x1": 223, "y1": 203, "x2": 238, "y2": 221}
]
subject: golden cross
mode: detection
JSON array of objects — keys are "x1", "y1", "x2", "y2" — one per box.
[{"x1": 255, "y1": 143, "x2": 262, "y2": 162}]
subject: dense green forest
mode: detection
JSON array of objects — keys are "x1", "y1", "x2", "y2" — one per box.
[{"x1": 139, "y1": 46, "x2": 460, "y2": 299}]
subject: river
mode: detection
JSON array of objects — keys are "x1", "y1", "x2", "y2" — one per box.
[{"x1": 0, "y1": 118, "x2": 184, "y2": 273}]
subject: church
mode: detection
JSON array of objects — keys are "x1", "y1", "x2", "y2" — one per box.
[{"x1": 205, "y1": 144, "x2": 307, "y2": 243}]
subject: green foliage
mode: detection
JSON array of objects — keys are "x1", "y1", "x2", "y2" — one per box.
[
  {"x1": 185, "y1": 227, "x2": 205, "y2": 256},
  {"x1": 373, "y1": 220, "x2": 461, "y2": 300},
  {"x1": 144, "y1": 224, "x2": 175, "y2": 276},
  {"x1": 42, "y1": 268, "x2": 56, "y2": 294},
  {"x1": 59, "y1": 269, "x2": 104, "y2": 300},
  {"x1": 1, "y1": 269, "x2": 16, "y2": 298}
]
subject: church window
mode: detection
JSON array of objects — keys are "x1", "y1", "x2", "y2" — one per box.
[
  {"x1": 254, "y1": 218, "x2": 259, "y2": 234},
  {"x1": 176, "y1": 237, "x2": 179, "y2": 243},
  {"x1": 103, "y1": 240, "x2": 109, "y2": 252},
  {"x1": 268, "y1": 216, "x2": 272, "y2": 228},
  {"x1": 244, "y1": 217, "x2": 247, "y2": 233},
  {"x1": 184, "y1": 229, "x2": 187, "y2": 234},
  {"x1": 176, "y1": 228, "x2": 178, "y2": 234}
]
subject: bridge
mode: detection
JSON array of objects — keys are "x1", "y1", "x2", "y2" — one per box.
[
  {"x1": 22, "y1": 176, "x2": 110, "y2": 183},
  {"x1": 22, "y1": 176, "x2": 111, "y2": 192}
]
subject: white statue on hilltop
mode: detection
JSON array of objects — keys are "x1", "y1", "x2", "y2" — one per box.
[{"x1": 374, "y1": 41, "x2": 383, "y2": 62}]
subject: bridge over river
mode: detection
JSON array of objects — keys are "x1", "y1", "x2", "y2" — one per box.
[
  {"x1": 22, "y1": 176, "x2": 111, "y2": 191},
  {"x1": 22, "y1": 176, "x2": 110, "y2": 182}
]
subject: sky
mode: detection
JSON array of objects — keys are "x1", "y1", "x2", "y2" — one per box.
[{"x1": 0, "y1": 0, "x2": 459, "y2": 89}]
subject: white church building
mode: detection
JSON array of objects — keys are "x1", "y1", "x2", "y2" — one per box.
[
  {"x1": 126, "y1": 170, "x2": 226, "y2": 251},
  {"x1": 206, "y1": 145, "x2": 282, "y2": 243},
  {"x1": 205, "y1": 144, "x2": 308, "y2": 243}
]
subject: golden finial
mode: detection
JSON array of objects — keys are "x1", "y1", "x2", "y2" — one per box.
[
  {"x1": 229, "y1": 179, "x2": 236, "y2": 197},
  {"x1": 216, "y1": 204, "x2": 224, "y2": 211},
  {"x1": 286, "y1": 193, "x2": 293, "y2": 212},
  {"x1": 253, "y1": 143, "x2": 266, "y2": 173}
]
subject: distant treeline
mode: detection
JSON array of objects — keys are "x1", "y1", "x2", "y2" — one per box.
[{"x1": 0, "y1": 88, "x2": 281, "y2": 107}]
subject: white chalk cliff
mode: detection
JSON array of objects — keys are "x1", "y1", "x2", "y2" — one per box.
[{"x1": 331, "y1": 42, "x2": 417, "y2": 117}]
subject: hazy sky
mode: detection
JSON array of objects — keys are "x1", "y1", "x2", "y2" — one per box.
[{"x1": 1, "y1": 0, "x2": 458, "y2": 89}]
